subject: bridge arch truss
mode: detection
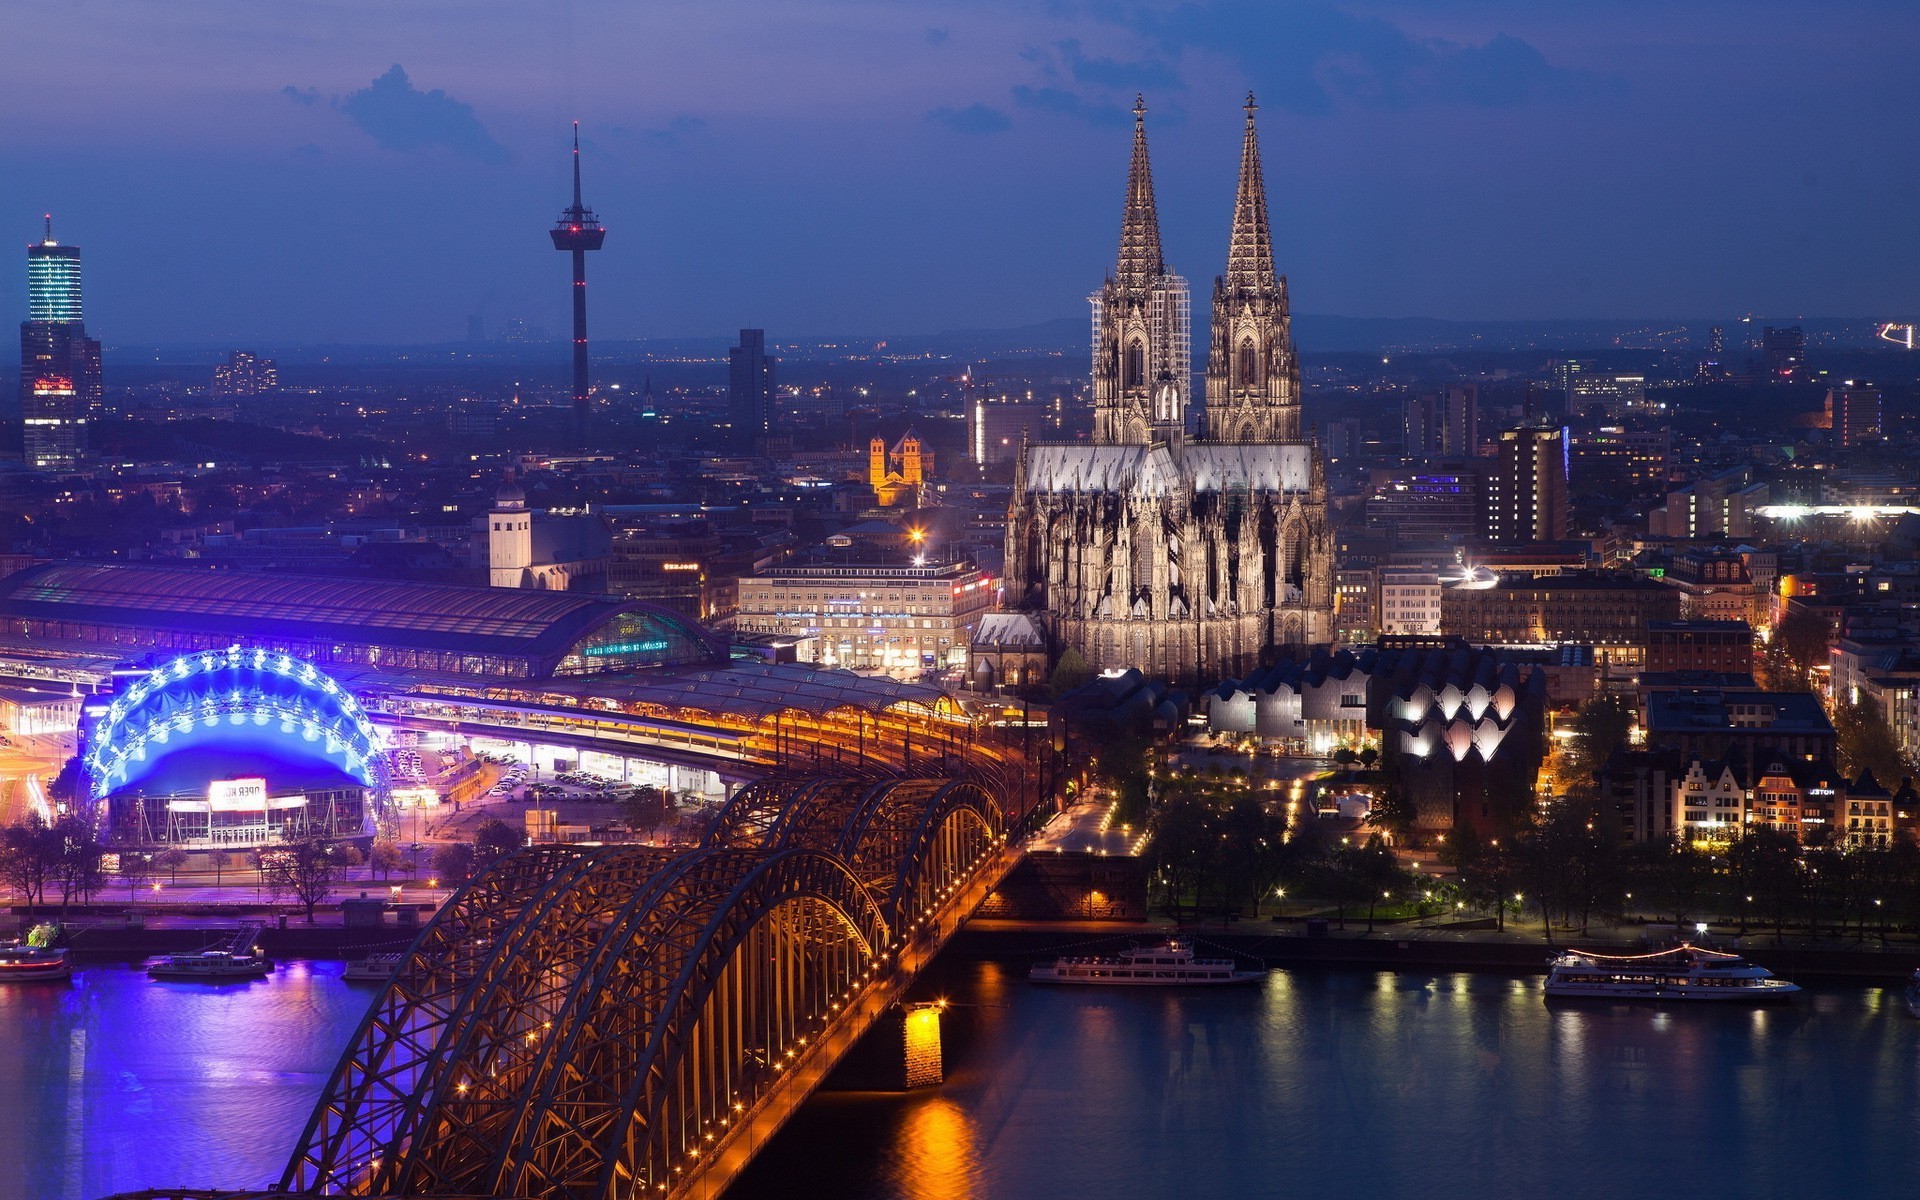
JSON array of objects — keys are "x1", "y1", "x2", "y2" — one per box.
[{"x1": 284, "y1": 773, "x2": 1011, "y2": 1199}]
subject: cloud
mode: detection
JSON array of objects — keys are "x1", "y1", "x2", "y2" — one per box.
[
  {"x1": 1008, "y1": 41, "x2": 1180, "y2": 126},
  {"x1": 282, "y1": 85, "x2": 321, "y2": 107},
  {"x1": 333, "y1": 65, "x2": 508, "y2": 163},
  {"x1": 1010, "y1": 84, "x2": 1134, "y2": 127},
  {"x1": 1055, "y1": 39, "x2": 1186, "y2": 92},
  {"x1": 644, "y1": 114, "x2": 707, "y2": 145},
  {"x1": 925, "y1": 27, "x2": 951, "y2": 46},
  {"x1": 1064, "y1": 1, "x2": 1612, "y2": 115},
  {"x1": 926, "y1": 103, "x2": 1013, "y2": 135}
]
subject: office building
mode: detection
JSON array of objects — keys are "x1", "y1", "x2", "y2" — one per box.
[
  {"x1": 18, "y1": 218, "x2": 101, "y2": 471},
  {"x1": 1402, "y1": 385, "x2": 1478, "y2": 458},
  {"x1": 1567, "y1": 373, "x2": 1646, "y2": 422},
  {"x1": 1826, "y1": 384, "x2": 1882, "y2": 448},
  {"x1": 967, "y1": 396, "x2": 1054, "y2": 466},
  {"x1": 1365, "y1": 471, "x2": 1484, "y2": 543},
  {"x1": 1569, "y1": 425, "x2": 1669, "y2": 498},
  {"x1": 1644, "y1": 620, "x2": 1755, "y2": 676},
  {"x1": 1763, "y1": 326, "x2": 1805, "y2": 380},
  {"x1": 1486, "y1": 426, "x2": 1569, "y2": 544},
  {"x1": 1440, "y1": 572, "x2": 1680, "y2": 664},
  {"x1": 728, "y1": 328, "x2": 777, "y2": 451},
  {"x1": 1378, "y1": 568, "x2": 1442, "y2": 636},
  {"x1": 212, "y1": 350, "x2": 279, "y2": 397}
]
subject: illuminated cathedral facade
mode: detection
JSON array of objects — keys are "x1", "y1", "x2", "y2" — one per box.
[{"x1": 1003, "y1": 97, "x2": 1333, "y2": 685}]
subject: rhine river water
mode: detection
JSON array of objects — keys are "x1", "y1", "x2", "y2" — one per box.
[{"x1": 4, "y1": 956, "x2": 1918, "y2": 1200}]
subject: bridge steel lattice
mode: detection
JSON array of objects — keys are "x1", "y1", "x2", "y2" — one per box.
[{"x1": 281, "y1": 774, "x2": 1014, "y2": 1199}]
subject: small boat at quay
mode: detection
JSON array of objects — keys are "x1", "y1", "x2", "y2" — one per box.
[
  {"x1": 1029, "y1": 939, "x2": 1267, "y2": 986},
  {"x1": 0, "y1": 941, "x2": 72, "y2": 983},
  {"x1": 1545, "y1": 944, "x2": 1798, "y2": 1003},
  {"x1": 343, "y1": 952, "x2": 406, "y2": 983}
]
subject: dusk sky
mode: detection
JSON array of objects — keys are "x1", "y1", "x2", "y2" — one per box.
[{"x1": 3, "y1": 0, "x2": 1917, "y2": 345}]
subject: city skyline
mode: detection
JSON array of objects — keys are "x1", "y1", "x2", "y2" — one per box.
[{"x1": 2, "y1": 1, "x2": 1918, "y2": 344}]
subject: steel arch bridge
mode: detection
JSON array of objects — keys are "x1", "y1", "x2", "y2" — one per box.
[{"x1": 282, "y1": 774, "x2": 1014, "y2": 1199}]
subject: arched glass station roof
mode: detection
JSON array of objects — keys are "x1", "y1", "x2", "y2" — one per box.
[{"x1": 0, "y1": 562, "x2": 726, "y2": 680}]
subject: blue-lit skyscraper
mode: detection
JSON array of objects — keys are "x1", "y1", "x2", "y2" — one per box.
[{"x1": 18, "y1": 216, "x2": 101, "y2": 471}]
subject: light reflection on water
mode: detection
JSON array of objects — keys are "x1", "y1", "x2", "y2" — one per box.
[
  {"x1": 733, "y1": 960, "x2": 1920, "y2": 1200},
  {"x1": 0, "y1": 961, "x2": 374, "y2": 1200},
  {"x1": 3, "y1": 960, "x2": 1917, "y2": 1200}
]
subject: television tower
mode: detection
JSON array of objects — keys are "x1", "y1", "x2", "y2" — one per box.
[{"x1": 550, "y1": 122, "x2": 606, "y2": 448}]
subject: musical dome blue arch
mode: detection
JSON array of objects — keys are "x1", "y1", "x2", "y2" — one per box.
[{"x1": 85, "y1": 646, "x2": 387, "y2": 804}]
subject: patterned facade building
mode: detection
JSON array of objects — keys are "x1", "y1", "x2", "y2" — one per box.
[{"x1": 1003, "y1": 98, "x2": 1333, "y2": 685}]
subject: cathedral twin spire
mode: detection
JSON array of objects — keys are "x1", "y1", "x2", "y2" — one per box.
[{"x1": 1097, "y1": 94, "x2": 1296, "y2": 447}]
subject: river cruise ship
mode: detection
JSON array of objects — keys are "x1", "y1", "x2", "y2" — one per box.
[
  {"x1": 147, "y1": 950, "x2": 275, "y2": 982},
  {"x1": 1545, "y1": 944, "x2": 1798, "y2": 1002},
  {"x1": 0, "y1": 942, "x2": 72, "y2": 983},
  {"x1": 1029, "y1": 939, "x2": 1266, "y2": 986},
  {"x1": 343, "y1": 952, "x2": 405, "y2": 983}
]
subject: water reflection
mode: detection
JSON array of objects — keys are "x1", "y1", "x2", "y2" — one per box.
[
  {"x1": 892, "y1": 1096, "x2": 980, "y2": 1200},
  {"x1": 5, "y1": 959, "x2": 1918, "y2": 1200}
]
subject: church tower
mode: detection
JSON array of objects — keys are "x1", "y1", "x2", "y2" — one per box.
[
  {"x1": 1204, "y1": 95, "x2": 1299, "y2": 443},
  {"x1": 1091, "y1": 97, "x2": 1192, "y2": 448}
]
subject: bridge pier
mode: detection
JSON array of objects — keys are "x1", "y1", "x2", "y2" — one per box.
[{"x1": 899, "y1": 1002, "x2": 945, "y2": 1089}]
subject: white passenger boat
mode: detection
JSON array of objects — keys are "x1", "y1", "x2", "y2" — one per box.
[
  {"x1": 1544, "y1": 944, "x2": 1798, "y2": 1002},
  {"x1": 0, "y1": 941, "x2": 72, "y2": 983},
  {"x1": 147, "y1": 950, "x2": 275, "y2": 982},
  {"x1": 1029, "y1": 939, "x2": 1266, "y2": 986},
  {"x1": 343, "y1": 952, "x2": 405, "y2": 983}
]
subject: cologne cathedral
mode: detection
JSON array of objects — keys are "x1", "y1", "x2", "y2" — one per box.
[{"x1": 1003, "y1": 97, "x2": 1334, "y2": 685}]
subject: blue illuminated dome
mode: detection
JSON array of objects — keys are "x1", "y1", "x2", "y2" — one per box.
[{"x1": 85, "y1": 646, "x2": 387, "y2": 804}]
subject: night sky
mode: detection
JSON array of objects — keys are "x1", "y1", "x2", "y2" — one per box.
[{"x1": 3, "y1": 0, "x2": 1917, "y2": 344}]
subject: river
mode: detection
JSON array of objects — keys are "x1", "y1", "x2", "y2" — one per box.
[{"x1": 4, "y1": 958, "x2": 1917, "y2": 1200}]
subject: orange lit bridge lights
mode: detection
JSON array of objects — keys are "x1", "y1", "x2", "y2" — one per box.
[{"x1": 280, "y1": 772, "x2": 1025, "y2": 1200}]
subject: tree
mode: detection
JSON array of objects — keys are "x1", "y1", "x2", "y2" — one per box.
[
  {"x1": 1047, "y1": 647, "x2": 1095, "y2": 699},
  {"x1": 1628, "y1": 837, "x2": 1714, "y2": 940},
  {"x1": 52, "y1": 816, "x2": 106, "y2": 910},
  {"x1": 432, "y1": 842, "x2": 478, "y2": 888},
  {"x1": 1564, "y1": 693, "x2": 1636, "y2": 791},
  {"x1": 1146, "y1": 795, "x2": 1218, "y2": 917},
  {"x1": 1835, "y1": 698, "x2": 1907, "y2": 790},
  {"x1": 616, "y1": 788, "x2": 670, "y2": 839},
  {"x1": 1728, "y1": 829, "x2": 1797, "y2": 940},
  {"x1": 1767, "y1": 606, "x2": 1832, "y2": 690},
  {"x1": 368, "y1": 840, "x2": 403, "y2": 881},
  {"x1": 1368, "y1": 748, "x2": 1418, "y2": 837},
  {"x1": 259, "y1": 839, "x2": 339, "y2": 922},
  {"x1": 474, "y1": 818, "x2": 522, "y2": 862},
  {"x1": 1, "y1": 817, "x2": 60, "y2": 907},
  {"x1": 209, "y1": 849, "x2": 234, "y2": 888},
  {"x1": 154, "y1": 847, "x2": 189, "y2": 885},
  {"x1": 119, "y1": 851, "x2": 154, "y2": 902}
]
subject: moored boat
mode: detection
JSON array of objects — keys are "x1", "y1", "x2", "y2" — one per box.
[
  {"x1": 1029, "y1": 938, "x2": 1266, "y2": 986},
  {"x1": 1903, "y1": 969, "x2": 1920, "y2": 1019},
  {"x1": 343, "y1": 952, "x2": 405, "y2": 983},
  {"x1": 1545, "y1": 944, "x2": 1798, "y2": 1002},
  {"x1": 0, "y1": 941, "x2": 72, "y2": 983},
  {"x1": 147, "y1": 950, "x2": 275, "y2": 982}
]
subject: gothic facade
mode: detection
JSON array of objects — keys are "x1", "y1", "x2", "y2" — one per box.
[{"x1": 1003, "y1": 97, "x2": 1333, "y2": 686}]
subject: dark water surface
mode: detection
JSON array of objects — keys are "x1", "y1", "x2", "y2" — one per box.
[{"x1": 4, "y1": 959, "x2": 1917, "y2": 1200}]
